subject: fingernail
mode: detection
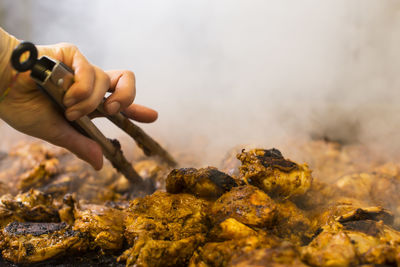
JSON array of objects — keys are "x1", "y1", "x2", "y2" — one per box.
[
  {"x1": 107, "y1": 102, "x2": 121, "y2": 114},
  {"x1": 66, "y1": 110, "x2": 81, "y2": 121},
  {"x1": 64, "y1": 97, "x2": 77, "y2": 107}
]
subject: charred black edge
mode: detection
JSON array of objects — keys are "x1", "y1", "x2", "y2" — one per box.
[
  {"x1": 207, "y1": 169, "x2": 237, "y2": 191},
  {"x1": 0, "y1": 250, "x2": 126, "y2": 267},
  {"x1": 166, "y1": 168, "x2": 237, "y2": 194},
  {"x1": 4, "y1": 222, "x2": 74, "y2": 236},
  {"x1": 304, "y1": 227, "x2": 323, "y2": 245},
  {"x1": 239, "y1": 148, "x2": 298, "y2": 172},
  {"x1": 337, "y1": 208, "x2": 394, "y2": 226},
  {"x1": 342, "y1": 220, "x2": 382, "y2": 237}
]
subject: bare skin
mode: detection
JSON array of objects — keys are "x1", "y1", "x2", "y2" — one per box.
[{"x1": 0, "y1": 28, "x2": 158, "y2": 170}]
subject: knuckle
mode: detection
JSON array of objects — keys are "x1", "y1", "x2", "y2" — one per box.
[
  {"x1": 123, "y1": 70, "x2": 136, "y2": 82},
  {"x1": 83, "y1": 102, "x2": 98, "y2": 115},
  {"x1": 57, "y1": 42, "x2": 78, "y2": 51},
  {"x1": 78, "y1": 86, "x2": 93, "y2": 99}
]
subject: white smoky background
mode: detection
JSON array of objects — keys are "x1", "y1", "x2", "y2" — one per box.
[{"x1": 1, "y1": 0, "x2": 400, "y2": 167}]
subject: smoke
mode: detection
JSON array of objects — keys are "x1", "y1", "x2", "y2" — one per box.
[{"x1": 1, "y1": 0, "x2": 400, "y2": 166}]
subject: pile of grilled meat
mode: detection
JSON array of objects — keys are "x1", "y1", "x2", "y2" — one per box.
[{"x1": 0, "y1": 140, "x2": 400, "y2": 266}]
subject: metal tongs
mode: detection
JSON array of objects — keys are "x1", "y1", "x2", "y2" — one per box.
[{"x1": 10, "y1": 42, "x2": 176, "y2": 189}]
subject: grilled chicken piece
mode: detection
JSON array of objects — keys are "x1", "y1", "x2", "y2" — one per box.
[
  {"x1": 335, "y1": 173, "x2": 375, "y2": 201},
  {"x1": 0, "y1": 189, "x2": 59, "y2": 226},
  {"x1": 166, "y1": 167, "x2": 237, "y2": 200},
  {"x1": 313, "y1": 197, "x2": 394, "y2": 229},
  {"x1": 120, "y1": 191, "x2": 210, "y2": 266},
  {"x1": 301, "y1": 223, "x2": 358, "y2": 267},
  {"x1": 120, "y1": 234, "x2": 205, "y2": 267},
  {"x1": 229, "y1": 244, "x2": 309, "y2": 267},
  {"x1": 17, "y1": 158, "x2": 59, "y2": 191},
  {"x1": 0, "y1": 206, "x2": 15, "y2": 229},
  {"x1": 368, "y1": 174, "x2": 400, "y2": 219},
  {"x1": 124, "y1": 191, "x2": 210, "y2": 242},
  {"x1": 295, "y1": 140, "x2": 382, "y2": 184},
  {"x1": 190, "y1": 217, "x2": 280, "y2": 267},
  {"x1": 189, "y1": 234, "x2": 280, "y2": 267},
  {"x1": 0, "y1": 222, "x2": 87, "y2": 264},
  {"x1": 274, "y1": 200, "x2": 314, "y2": 245},
  {"x1": 302, "y1": 221, "x2": 400, "y2": 266},
  {"x1": 0, "y1": 142, "x2": 64, "y2": 195},
  {"x1": 208, "y1": 218, "x2": 257, "y2": 241},
  {"x1": 211, "y1": 185, "x2": 277, "y2": 228},
  {"x1": 237, "y1": 149, "x2": 312, "y2": 199},
  {"x1": 335, "y1": 171, "x2": 400, "y2": 214},
  {"x1": 336, "y1": 206, "x2": 394, "y2": 225},
  {"x1": 73, "y1": 204, "x2": 126, "y2": 251}
]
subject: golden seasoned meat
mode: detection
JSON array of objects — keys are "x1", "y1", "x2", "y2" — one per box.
[
  {"x1": 120, "y1": 191, "x2": 210, "y2": 266},
  {"x1": 0, "y1": 222, "x2": 87, "y2": 264},
  {"x1": 229, "y1": 244, "x2": 309, "y2": 267},
  {"x1": 369, "y1": 174, "x2": 400, "y2": 214},
  {"x1": 312, "y1": 197, "x2": 393, "y2": 229},
  {"x1": 124, "y1": 191, "x2": 210, "y2": 242},
  {"x1": 208, "y1": 218, "x2": 257, "y2": 241},
  {"x1": 302, "y1": 220, "x2": 400, "y2": 266},
  {"x1": 237, "y1": 149, "x2": 312, "y2": 199},
  {"x1": 5, "y1": 139, "x2": 400, "y2": 266},
  {"x1": 0, "y1": 142, "x2": 129, "y2": 204},
  {"x1": 189, "y1": 234, "x2": 280, "y2": 267},
  {"x1": 301, "y1": 224, "x2": 358, "y2": 267},
  {"x1": 120, "y1": 234, "x2": 205, "y2": 267},
  {"x1": 294, "y1": 140, "x2": 382, "y2": 184},
  {"x1": 211, "y1": 185, "x2": 277, "y2": 228},
  {"x1": 342, "y1": 220, "x2": 400, "y2": 265},
  {"x1": 58, "y1": 193, "x2": 75, "y2": 225},
  {"x1": 273, "y1": 200, "x2": 315, "y2": 245},
  {"x1": 336, "y1": 206, "x2": 394, "y2": 225},
  {"x1": 191, "y1": 217, "x2": 281, "y2": 267},
  {"x1": 0, "y1": 142, "x2": 64, "y2": 195},
  {"x1": 73, "y1": 204, "x2": 126, "y2": 251},
  {"x1": 166, "y1": 167, "x2": 237, "y2": 200},
  {"x1": 17, "y1": 158, "x2": 59, "y2": 191},
  {"x1": 334, "y1": 171, "x2": 400, "y2": 217},
  {"x1": 0, "y1": 206, "x2": 15, "y2": 229},
  {"x1": 335, "y1": 173, "x2": 375, "y2": 201},
  {"x1": 0, "y1": 189, "x2": 59, "y2": 224}
]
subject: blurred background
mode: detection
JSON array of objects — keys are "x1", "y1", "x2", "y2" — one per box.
[{"x1": 1, "y1": 0, "x2": 400, "y2": 165}]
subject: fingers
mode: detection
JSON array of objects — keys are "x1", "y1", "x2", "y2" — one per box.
[
  {"x1": 103, "y1": 70, "x2": 158, "y2": 122},
  {"x1": 123, "y1": 103, "x2": 158, "y2": 123},
  {"x1": 55, "y1": 44, "x2": 96, "y2": 107},
  {"x1": 46, "y1": 44, "x2": 157, "y2": 124},
  {"x1": 65, "y1": 66, "x2": 110, "y2": 121},
  {"x1": 48, "y1": 44, "x2": 109, "y2": 121},
  {"x1": 104, "y1": 70, "x2": 136, "y2": 115}
]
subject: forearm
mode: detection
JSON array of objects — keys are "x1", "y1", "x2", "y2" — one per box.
[{"x1": 0, "y1": 27, "x2": 19, "y2": 95}]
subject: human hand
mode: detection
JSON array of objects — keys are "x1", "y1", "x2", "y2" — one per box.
[{"x1": 0, "y1": 28, "x2": 158, "y2": 170}]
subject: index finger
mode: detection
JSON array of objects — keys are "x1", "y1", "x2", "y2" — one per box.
[{"x1": 55, "y1": 44, "x2": 96, "y2": 107}]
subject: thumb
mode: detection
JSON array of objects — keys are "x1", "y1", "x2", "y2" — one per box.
[{"x1": 50, "y1": 123, "x2": 103, "y2": 170}]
